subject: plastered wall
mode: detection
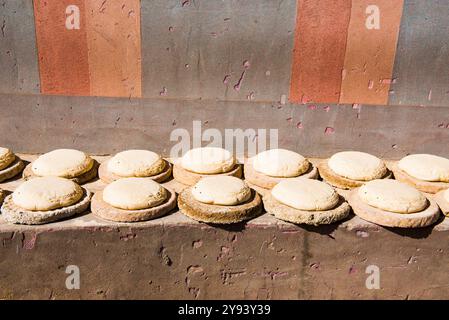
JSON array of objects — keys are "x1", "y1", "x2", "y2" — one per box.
[{"x1": 1, "y1": 0, "x2": 449, "y2": 107}]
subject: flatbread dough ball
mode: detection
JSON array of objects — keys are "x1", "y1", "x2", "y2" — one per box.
[
  {"x1": 32, "y1": 149, "x2": 94, "y2": 178},
  {"x1": 328, "y1": 151, "x2": 387, "y2": 181},
  {"x1": 12, "y1": 177, "x2": 83, "y2": 211},
  {"x1": 0, "y1": 147, "x2": 15, "y2": 170},
  {"x1": 271, "y1": 178, "x2": 339, "y2": 211},
  {"x1": 358, "y1": 179, "x2": 427, "y2": 214},
  {"x1": 107, "y1": 150, "x2": 165, "y2": 177},
  {"x1": 181, "y1": 147, "x2": 235, "y2": 174},
  {"x1": 398, "y1": 154, "x2": 449, "y2": 182},
  {"x1": 252, "y1": 149, "x2": 309, "y2": 178},
  {"x1": 192, "y1": 176, "x2": 251, "y2": 206},
  {"x1": 103, "y1": 178, "x2": 167, "y2": 210}
]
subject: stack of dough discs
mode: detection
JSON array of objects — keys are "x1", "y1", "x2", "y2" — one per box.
[
  {"x1": 318, "y1": 151, "x2": 390, "y2": 189},
  {"x1": 173, "y1": 147, "x2": 242, "y2": 186},
  {"x1": 0, "y1": 147, "x2": 25, "y2": 183},
  {"x1": 91, "y1": 178, "x2": 176, "y2": 222},
  {"x1": 392, "y1": 154, "x2": 449, "y2": 193},
  {"x1": 99, "y1": 149, "x2": 172, "y2": 183},
  {"x1": 178, "y1": 176, "x2": 262, "y2": 224},
  {"x1": 348, "y1": 179, "x2": 440, "y2": 228},
  {"x1": 23, "y1": 149, "x2": 98, "y2": 184},
  {"x1": 263, "y1": 178, "x2": 350, "y2": 225},
  {"x1": 1, "y1": 177, "x2": 92, "y2": 225},
  {"x1": 244, "y1": 149, "x2": 318, "y2": 190}
]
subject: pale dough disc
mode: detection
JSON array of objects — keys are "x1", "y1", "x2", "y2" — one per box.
[
  {"x1": 12, "y1": 177, "x2": 83, "y2": 211},
  {"x1": 107, "y1": 149, "x2": 166, "y2": 177},
  {"x1": 435, "y1": 189, "x2": 449, "y2": 215},
  {"x1": 445, "y1": 189, "x2": 449, "y2": 203},
  {"x1": 271, "y1": 178, "x2": 339, "y2": 211},
  {"x1": 178, "y1": 188, "x2": 262, "y2": 224},
  {"x1": 252, "y1": 149, "x2": 309, "y2": 178},
  {"x1": 192, "y1": 176, "x2": 251, "y2": 206},
  {"x1": 328, "y1": 151, "x2": 387, "y2": 181},
  {"x1": 181, "y1": 147, "x2": 235, "y2": 174},
  {"x1": 358, "y1": 179, "x2": 427, "y2": 214},
  {"x1": 32, "y1": 149, "x2": 94, "y2": 178},
  {"x1": 102, "y1": 178, "x2": 167, "y2": 210},
  {"x1": 398, "y1": 154, "x2": 449, "y2": 182},
  {"x1": 349, "y1": 189, "x2": 440, "y2": 228},
  {"x1": 0, "y1": 147, "x2": 15, "y2": 170}
]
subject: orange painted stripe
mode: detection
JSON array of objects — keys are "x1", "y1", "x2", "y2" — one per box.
[
  {"x1": 289, "y1": 0, "x2": 351, "y2": 104},
  {"x1": 85, "y1": 0, "x2": 142, "y2": 98},
  {"x1": 34, "y1": 0, "x2": 90, "y2": 96},
  {"x1": 339, "y1": 0, "x2": 404, "y2": 105}
]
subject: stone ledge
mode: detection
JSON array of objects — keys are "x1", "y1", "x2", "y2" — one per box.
[{"x1": 1, "y1": 155, "x2": 449, "y2": 299}]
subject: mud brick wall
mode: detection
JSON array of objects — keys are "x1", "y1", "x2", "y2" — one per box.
[
  {"x1": 2, "y1": 211, "x2": 449, "y2": 299},
  {"x1": 1, "y1": 0, "x2": 449, "y2": 107}
]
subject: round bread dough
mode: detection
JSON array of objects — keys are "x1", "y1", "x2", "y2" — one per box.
[
  {"x1": 398, "y1": 154, "x2": 449, "y2": 182},
  {"x1": 358, "y1": 179, "x2": 427, "y2": 213},
  {"x1": 107, "y1": 150, "x2": 165, "y2": 177},
  {"x1": 328, "y1": 151, "x2": 387, "y2": 181},
  {"x1": 0, "y1": 147, "x2": 15, "y2": 170},
  {"x1": 32, "y1": 149, "x2": 94, "y2": 178},
  {"x1": 103, "y1": 178, "x2": 167, "y2": 210},
  {"x1": 181, "y1": 147, "x2": 235, "y2": 174},
  {"x1": 252, "y1": 149, "x2": 309, "y2": 178},
  {"x1": 12, "y1": 177, "x2": 83, "y2": 211},
  {"x1": 192, "y1": 176, "x2": 251, "y2": 206},
  {"x1": 271, "y1": 178, "x2": 339, "y2": 211},
  {"x1": 444, "y1": 189, "x2": 449, "y2": 203}
]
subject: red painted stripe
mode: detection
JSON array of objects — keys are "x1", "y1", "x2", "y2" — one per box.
[
  {"x1": 85, "y1": 0, "x2": 142, "y2": 98},
  {"x1": 289, "y1": 0, "x2": 351, "y2": 104},
  {"x1": 34, "y1": 0, "x2": 90, "y2": 96},
  {"x1": 339, "y1": 0, "x2": 404, "y2": 105}
]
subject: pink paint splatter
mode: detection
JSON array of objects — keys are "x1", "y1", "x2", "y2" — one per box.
[
  {"x1": 308, "y1": 105, "x2": 317, "y2": 110},
  {"x1": 296, "y1": 122, "x2": 303, "y2": 129},
  {"x1": 223, "y1": 75, "x2": 231, "y2": 84},
  {"x1": 323, "y1": 105, "x2": 330, "y2": 112},
  {"x1": 22, "y1": 233, "x2": 37, "y2": 250},
  {"x1": 324, "y1": 127, "x2": 335, "y2": 135},
  {"x1": 160, "y1": 87, "x2": 167, "y2": 96},
  {"x1": 301, "y1": 95, "x2": 309, "y2": 104},
  {"x1": 233, "y1": 70, "x2": 246, "y2": 91},
  {"x1": 286, "y1": 117, "x2": 292, "y2": 122}
]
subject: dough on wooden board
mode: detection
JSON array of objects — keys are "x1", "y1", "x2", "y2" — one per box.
[
  {"x1": 103, "y1": 178, "x2": 167, "y2": 210},
  {"x1": 252, "y1": 149, "x2": 309, "y2": 178},
  {"x1": 12, "y1": 177, "x2": 83, "y2": 211},
  {"x1": 32, "y1": 149, "x2": 94, "y2": 178},
  {"x1": 192, "y1": 176, "x2": 251, "y2": 206},
  {"x1": 271, "y1": 178, "x2": 339, "y2": 211}
]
